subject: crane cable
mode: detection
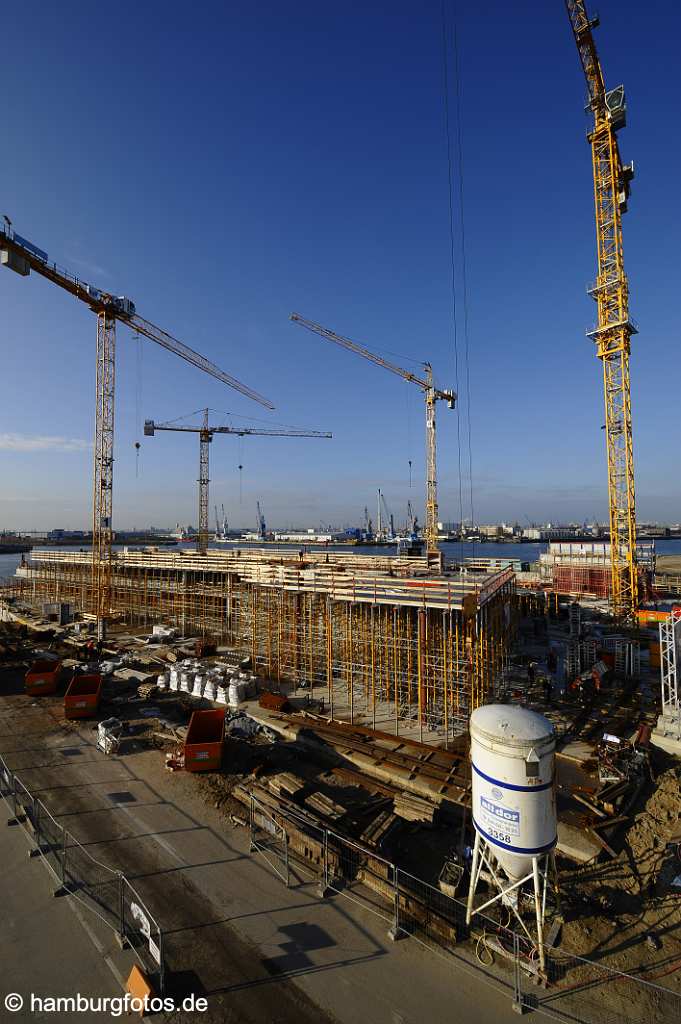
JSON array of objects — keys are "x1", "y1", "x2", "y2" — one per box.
[
  {"x1": 134, "y1": 331, "x2": 143, "y2": 478},
  {"x1": 441, "y1": 0, "x2": 475, "y2": 557},
  {"x1": 440, "y1": 1, "x2": 465, "y2": 563},
  {"x1": 451, "y1": 3, "x2": 475, "y2": 543}
]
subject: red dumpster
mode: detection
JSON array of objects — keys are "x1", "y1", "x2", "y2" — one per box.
[
  {"x1": 184, "y1": 709, "x2": 225, "y2": 772},
  {"x1": 64, "y1": 674, "x2": 103, "y2": 719},
  {"x1": 25, "y1": 660, "x2": 61, "y2": 696}
]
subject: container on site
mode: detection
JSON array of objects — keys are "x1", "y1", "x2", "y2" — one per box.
[
  {"x1": 64, "y1": 674, "x2": 103, "y2": 719},
  {"x1": 470, "y1": 704, "x2": 556, "y2": 883},
  {"x1": 259, "y1": 691, "x2": 290, "y2": 713},
  {"x1": 25, "y1": 659, "x2": 62, "y2": 696},
  {"x1": 638, "y1": 609, "x2": 670, "y2": 626},
  {"x1": 184, "y1": 709, "x2": 225, "y2": 772}
]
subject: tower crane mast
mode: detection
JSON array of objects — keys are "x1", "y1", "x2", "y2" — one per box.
[
  {"x1": 565, "y1": 1, "x2": 638, "y2": 622},
  {"x1": 145, "y1": 411, "x2": 331, "y2": 553},
  {"x1": 0, "y1": 220, "x2": 273, "y2": 635},
  {"x1": 291, "y1": 313, "x2": 455, "y2": 562}
]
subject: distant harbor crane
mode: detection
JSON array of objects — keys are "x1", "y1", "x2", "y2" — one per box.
[
  {"x1": 290, "y1": 313, "x2": 455, "y2": 564},
  {"x1": 256, "y1": 501, "x2": 267, "y2": 541},
  {"x1": 0, "y1": 220, "x2": 273, "y2": 635},
  {"x1": 144, "y1": 410, "x2": 331, "y2": 553}
]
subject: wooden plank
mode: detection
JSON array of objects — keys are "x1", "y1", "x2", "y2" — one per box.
[
  {"x1": 571, "y1": 792, "x2": 609, "y2": 818},
  {"x1": 587, "y1": 828, "x2": 617, "y2": 859}
]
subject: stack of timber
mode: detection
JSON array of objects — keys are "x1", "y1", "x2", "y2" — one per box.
[
  {"x1": 270, "y1": 713, "x2": 470, "y2": 811},
  {"x1": 303, "y1": 791, "x2": 347, "y2": 822},
  {"x1": 393, "y1": 791, "x2": 436, "y2": 825},
  {"x1": 266, "y1": 772, "x2": 305, "y2": 800},
  {"x1": 232, "y1": 777, "x2": 460, "y2": 946},
  {"x1": 359, "y1": 808, "x2": 401, "y2": 850}
]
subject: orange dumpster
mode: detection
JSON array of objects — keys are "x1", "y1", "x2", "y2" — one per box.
[
  {"x1": 64, "y1": 674, "x2": 103, "y2": 719},
  {"x1": 184, "y1": 709, "x2": 225, "y2": 772},
  {"x1": 25, "y1": 660, "x2": 61, "y2": 696}
]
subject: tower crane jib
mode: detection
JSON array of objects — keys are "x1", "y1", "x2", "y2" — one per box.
[
  {"x1": 0, "y1": 220, "x2": 273, "y2": 634},
  {"x1": 144, "y1": 411, "x2": 332, "y2": 553},
  {"x1": 290, "y1": 313, "x2": 455, "y2": 561}
]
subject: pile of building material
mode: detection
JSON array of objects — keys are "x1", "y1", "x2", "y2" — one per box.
[
  {"x1": 303, "y1": 791, "x2": 347, "y2": 822},
  {"x1": 264, "y1": 714, "x2": 470, "y2": 810},
  {"x1": 267, "y1": 772, "x2": 305, "y2": 800},
  {"x1": 556, "y1": 729, "x2": 651, "y2": 863},
  {"x1": 393, "y1": 791, "x2": 436, "y2": 824},
  {"x1": 359, "y1": 808, "x2": 401, "y2": 849}
]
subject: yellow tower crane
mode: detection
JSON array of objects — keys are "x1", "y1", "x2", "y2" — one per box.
[
  {"x1": 0, "y1": 220, "x2": 273, "y2": 635},
  {"x1": 144, "y1": 410, "x2": 332, "y2": 553},
  {"x1": 565, "y1": 1, "x2": 638, "y2": 622},
  {"x1": 290, "y1": 313, "x2": 455, "y2": 565}
]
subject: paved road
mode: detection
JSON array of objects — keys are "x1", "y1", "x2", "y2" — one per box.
[
  {"x1": 0, "y1": 684, "x2": 522, "y2": 1024},
  {"x1": 0, "y1": 798, "x2": 129, "y2": 1022}
]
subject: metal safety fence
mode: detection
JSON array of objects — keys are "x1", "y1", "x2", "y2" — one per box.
[
  {"x1": 121, "y1": 876, "x2": 165, "y2": 993},
  {"x1": 249, "y1": 793, "x2": 290, "y2": 885},
  {"x1": 0, "y1": 752, "x2": 166, "y2": 995},
  {"x1": 245, "y1": 793, "x2": 681, "y2": 1024}
]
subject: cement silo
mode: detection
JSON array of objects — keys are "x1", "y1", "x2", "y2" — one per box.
[
  {"x1": 470, "y1": 704, "x2": 556, "y2": 882},
  {"x1": 466, "y1": 704, "x2": 558, "y2": 972}
]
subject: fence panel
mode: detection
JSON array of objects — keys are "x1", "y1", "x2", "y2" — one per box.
[
  {"x1": 326, "y1": 830, "x2": 395, "y2": 925},
  {"x1": 537, "y1": 946, "x2": 681, "y2": 1024},
  {"x1": 395, "y1": 867, "x2": 467, "y2": 952},
  {"x1": 34, "y1": 797, "x2": 66, "y2": 884},
  {"x1": 249, "y1": 794, "x2": 289, "y2": 885},
  {"x1": 121, "y1": 878, "x2": 166, "y2": 996},
  {"x1": 63, "y1": 832, "x2": 122, "y2": 930},
  {"x1": 13, "y1": 774, "x2": 37, "y2": 832},
  {"x1": 0, "y1": 754, "x2": 13, "y2": 807}
]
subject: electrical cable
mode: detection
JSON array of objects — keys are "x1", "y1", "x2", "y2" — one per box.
[{"x1": 475, "y1": 930, "x2": 494, "y2": 966}]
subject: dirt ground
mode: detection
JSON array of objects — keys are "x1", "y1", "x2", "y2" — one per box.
[
  {"x1": 3, "y1": 618, "x2": 681, "y2": 1023},
  {"x1": 559, "y1": 757, "x2": 681, "y2": 996}
]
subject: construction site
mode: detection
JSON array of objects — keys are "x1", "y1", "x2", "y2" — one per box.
[
  {"x1": 7, "y1": 547, "x2": 514, "y2": 743},
  {"x1": 0, "y1": 2, "x2": 679, "y2": 1023}
]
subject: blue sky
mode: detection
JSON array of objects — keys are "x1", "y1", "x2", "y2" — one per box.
[{"x1": 1, "y1": 0, "x2": 679, "y2": 531}]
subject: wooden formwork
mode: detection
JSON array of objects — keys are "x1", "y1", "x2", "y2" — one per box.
[{"x1": 12, "y1": 549, "x2": 515, "y2": 742}]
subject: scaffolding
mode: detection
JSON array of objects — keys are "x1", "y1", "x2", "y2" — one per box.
[
  {"x1": 660, "y1": 607, "x2": 681, "y2": 719},
  {"x1": 11, "y1": 548, "x2": 515, "y2": 744},
  {"x1": 538, "y1": 541, "x2": 655, "y2": 600}
]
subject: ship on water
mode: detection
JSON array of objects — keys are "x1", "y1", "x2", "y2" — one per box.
[{"x1": 171, "y1": 523, "x2": 197, "y2": 542}]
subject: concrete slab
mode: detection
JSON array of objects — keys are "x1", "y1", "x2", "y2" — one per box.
[{"x1": 556, "y1": 820, "x2": 600, "y2": 863}]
